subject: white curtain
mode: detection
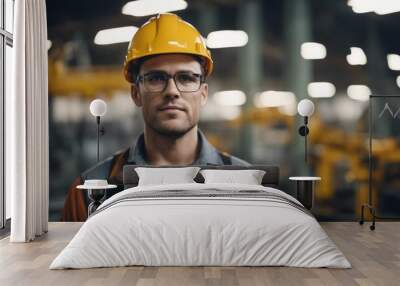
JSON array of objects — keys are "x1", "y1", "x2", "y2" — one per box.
[{"x1": 6, "y1": 0, "x2": 49, "y2": 242}]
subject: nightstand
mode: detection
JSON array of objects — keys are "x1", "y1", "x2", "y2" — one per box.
[
  {"x1": 289, "y1": 176, "x2": 321, "y2": 210},
  {"x1": 77, "y1": 180, "x2": 117, "y2": 216}
]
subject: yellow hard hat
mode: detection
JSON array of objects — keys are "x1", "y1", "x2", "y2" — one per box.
[{"x1": 124, "y1": 13, "x2": 213, "y2": 83}]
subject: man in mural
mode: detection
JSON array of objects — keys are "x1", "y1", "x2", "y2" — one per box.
[{"x1": 62, "y1": 13, "x2": 249, "y2": 221}]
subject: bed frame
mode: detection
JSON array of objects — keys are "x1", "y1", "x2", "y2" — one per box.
[{"x1": 123, "y1": 165, "x2": 280, "y2": 189}]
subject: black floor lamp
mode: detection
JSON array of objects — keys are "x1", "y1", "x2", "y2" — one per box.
[{"x1": 360, "y1": 94, "x2": 400, "y2": 231}]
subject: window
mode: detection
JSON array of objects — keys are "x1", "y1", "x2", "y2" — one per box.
[{"x1": 1, "y1": 0, "x2": 14, "y2": 230}]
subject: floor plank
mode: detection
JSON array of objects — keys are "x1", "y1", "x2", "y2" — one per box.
[{"x1": 0, "y1": 222, "x2": 399, "y2": 286}]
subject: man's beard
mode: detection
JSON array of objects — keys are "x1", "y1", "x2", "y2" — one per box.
[{"x1": 146, "y1": 118, "x2": 197, "y2": 139}]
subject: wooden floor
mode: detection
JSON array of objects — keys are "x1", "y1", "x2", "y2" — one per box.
[{"x1": 0, "y1": 222, "x2": 399, "y2": 286}]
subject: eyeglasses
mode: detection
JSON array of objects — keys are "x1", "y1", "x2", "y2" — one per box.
[{"x1": 136, "y1": 71, "x2": 205, "y2": 93}]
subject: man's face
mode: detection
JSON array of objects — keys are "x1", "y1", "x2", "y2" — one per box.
[{"x1": 131, "y1": 54, "x2": 208, "y2": 137}]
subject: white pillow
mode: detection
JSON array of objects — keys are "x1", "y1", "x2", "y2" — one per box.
[
  {"x1": 135, "y1": 167, "x2": 200, "y2": 186},
  {"x1": 200, "y1": 169, "x2": 266, "y2": 185}
]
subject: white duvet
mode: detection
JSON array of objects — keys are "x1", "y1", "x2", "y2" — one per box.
[{"x1": 50, "y1": 183, "x2": 351, "y2": 269}]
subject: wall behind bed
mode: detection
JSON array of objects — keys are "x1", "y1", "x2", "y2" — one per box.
[{"x1": 46, "y1": 0, "x2": 400, "y2": 221}]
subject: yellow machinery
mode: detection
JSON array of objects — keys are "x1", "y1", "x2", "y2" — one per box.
[
  {"x1": 49, "y1": 56, "x2": 129, "y2": 98},
  {"x1": 310, "y1": 119, "x2": 400, "y2": 219}
]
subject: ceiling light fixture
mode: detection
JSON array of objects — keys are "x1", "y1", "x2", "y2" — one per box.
[
  {"x1": 300, "y1": 42, "x2": 327, "y2": 60},
  {"x1": 206, "y1": 30, "x2": 248, "y2": 49},
  {"x1": 347, "y1": 85, "x2": 371, "y2": 101},
  {"x1": 346, "y1": 47, "x2": 367, "y2": 65},
  {"x1": 213, "y1": 90, "x2": 246, "y2": 106},
  {"x1": 94, "y1": 27, "x2": 138, "y2": 45},
  {"x1": 307, "y1": 82, "x2": 336, "y2": 98},
  {"x1": 122, "y1": 0, "x2": 188, "y2": 17}
]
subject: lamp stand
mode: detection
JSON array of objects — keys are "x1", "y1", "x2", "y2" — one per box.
[
  {"x1": 360, "y1": 97, "x2": 376, "y2": 230},
  {"x1": 298, "y1": 116, "x2": 309, "y2": 165},
  {"x1": 96, "y1": 116, "x2": 100, "y2": 163},
  {"x1": 93, "y1": 115, "x2": 106, "y2": 215}
]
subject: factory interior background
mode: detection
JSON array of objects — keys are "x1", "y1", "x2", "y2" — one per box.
[{"x1": 35, "y1": 0, "x2": 400, "y2": 221}]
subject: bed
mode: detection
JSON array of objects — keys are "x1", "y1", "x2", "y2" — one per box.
[{"x1": 50, "y1": 165, "x2": 350, "y2": 269}]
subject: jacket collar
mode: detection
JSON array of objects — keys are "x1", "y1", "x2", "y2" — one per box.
[{"x1": 127, "y1": 130, "x2": 223, "y2": 165}]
